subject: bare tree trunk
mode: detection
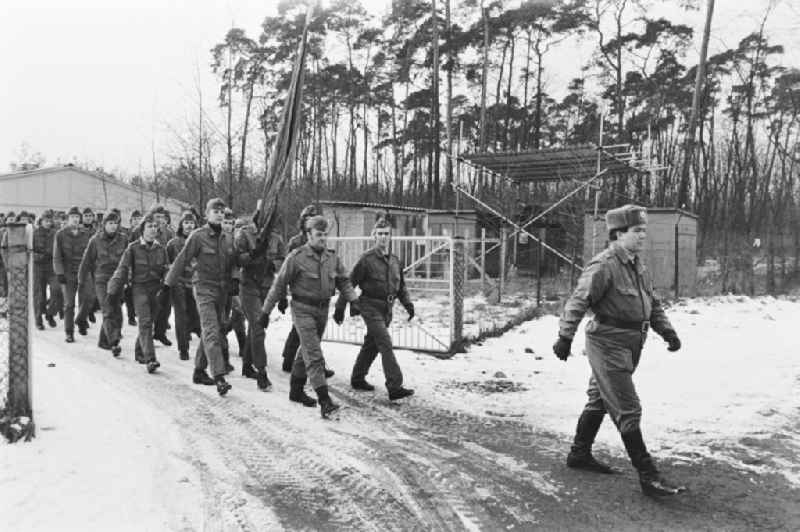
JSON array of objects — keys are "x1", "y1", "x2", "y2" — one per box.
[
  {"x1": 431, "y1": 0, "x2": 441, "y2": 208},
  {"x1": 479, "y1": 2, "x2": 489, "y2": 159},
  {"x1": 444, "y1": 0, "x2": 453, "y2": 207},
  {"x1": 239, "y1": 82, "x2": 254, "y2": 183}
]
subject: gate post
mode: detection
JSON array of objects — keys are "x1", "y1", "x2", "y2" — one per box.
[
  {"x1": 450, "y1": 236, "x2": 465, "y2": 353},
  {"x1": 1, "y1": 223, "x2": 34, "y2": 442},
  {"x1": 499, "y1": 226, "x2": 507, "y2": 302}
]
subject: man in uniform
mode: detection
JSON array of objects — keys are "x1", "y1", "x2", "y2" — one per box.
[
  {"x1": 220, "y1": 209, "x2": 245, "y2": 372},
  {"x1": 166, "y1": 211, "x2": 201, "y2": 360},
  {"x1": 80, "y1": 207, "x2": 99, "y2": 324},
  {"x1": 553, "y1": 204, "x2": 685, "y2": 497},
  {"x1": 53, "y1": 206, "x2": 93, "y2": 342},
  {"x1": 150, "y1": 205, "x2": 176, "y2": 347},
  {"x1": 165, "y1": 198, "x2": 238, "y2": 396},
  {"x1": 259, "y1": 215, "x2": 358, "y2": 418},
  {"x1": 235, "y1": 212, "x2": 284, "y2": 390},
  {"x1": 108, "y1": 213, "x2": 170, "y2": 372},
  {"x1": 334, "y1": 217, "x2": 415, "y2": 400},
  {"x1": 81, "y1": 208, "x2": 96, "y2": 234},
  {"x1": 32, "y1": 210, "x2": 59, "y2": 329},
  {"x1": 124, "y1": 210, "x2": 143, "y2": 326},
  {"x1": 78, "y1": 211, "x2": 128, "y2": 355},
  {"x1": 279, "y1": 205, "x2": 334, "y2": 379}
]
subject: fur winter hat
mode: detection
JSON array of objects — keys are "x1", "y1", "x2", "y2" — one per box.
[
  {"x1": 605, "y1": 204, "x2": 647, "y2": 232},
  {"x1": 205, "y1": 198, "x2": 226, "y2": 212},
  {"x1": 67, "y1": 206, "x2": 81, "y2": 217}
]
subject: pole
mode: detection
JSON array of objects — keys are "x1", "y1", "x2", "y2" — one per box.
[
  {"x1": 678, "y1": 0, "x2": 715, "y2": 206},
  {"x1": 537, "y1": 228, "x2": 544, "y2": 306},
  {"x1": 480, "y1": 228, "x2": 486, "y2": 293},
  {"x1": 499, "y1": 226, "x2": 507, "y2": 302},
  {"x1": 674, "y1": 211, "x2": 684, "y2": 299}
]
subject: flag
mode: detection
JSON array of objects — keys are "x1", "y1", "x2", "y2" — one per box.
[{"x1": 256, "y1": 7, "x2": 312, "y2": 237}]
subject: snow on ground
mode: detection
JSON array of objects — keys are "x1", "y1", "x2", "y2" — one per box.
[{"x1": 320, "y1": 294, "x2": 800, "y2": 483}]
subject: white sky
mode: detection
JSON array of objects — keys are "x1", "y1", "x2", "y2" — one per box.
[{"x1": 1, "y1": 0, "x2": 797, "y2": 177}]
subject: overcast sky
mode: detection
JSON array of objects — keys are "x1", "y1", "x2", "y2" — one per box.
[{"x1": 1, "y1": 0, "x2": 797, "y2": 177}]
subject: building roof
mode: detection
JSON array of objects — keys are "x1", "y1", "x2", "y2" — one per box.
[
  {"x1": 0, "y1": 165, "x2": 190, "y2": 209},
  {"x1": 318, "y1": 200, "x2": 478, "y2": 215},
  {"x1": 461, "y1": 144, "x2": 648, "y2": 182},
  {"x1": 584, "y1": 206, "x2": 699, "y2": 220}
]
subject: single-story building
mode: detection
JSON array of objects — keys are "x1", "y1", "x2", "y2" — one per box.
[
  {"x1": 583, "y1": 207, "x2": 698, "y2": 296},
  {"x1": 0, "y1": 165, "x2": 189, "y2": 222}
]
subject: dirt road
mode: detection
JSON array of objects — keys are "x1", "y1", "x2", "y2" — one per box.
[{"x1": 34, "y1": 327, "x2": 800, "y2": 532}]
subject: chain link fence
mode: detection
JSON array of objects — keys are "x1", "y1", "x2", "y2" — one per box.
[{"x1": 0, "y1": 223, "x2": 34, "y2": 442}]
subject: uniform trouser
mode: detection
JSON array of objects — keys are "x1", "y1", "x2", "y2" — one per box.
[
  {"x1": 240, "y1": 284, "x2": 268, "y2": 370},
  {"x1": 124, "y1": 285, "x2": 136, "y2": 321},
  {"x1": 290, "y1": 301, "x2": 329, "y2": 390},
  {"x1": 226, "y1": 296, "x2": 247, "y2": 354},
  {"x1": 193, "y1": 284, "x2": 229, "y2": 378},
  {"x1": 61, "y1": 278, "x2": 92, "y2": 334},
  {"x1": 95, "y1": 281, "x2": 122, "y2": 348},
  {"x1": 282, "y1": 326, "x2": 301, "y2": 363},
  {"x1": 582, "y1": 326, "x2": 645, "y2": 435},
  {"x1": 352, "y1": 299, "x2": 403, "y2": 391},
  {"x1": 172, "y1": 284, "x2": 199, "y2": 354},
  {"x1": 154, "y1": 289, "x2": 172, "y2": 338},
  {"x1": 132, "y1": 283, "x2": 160, "y2": 362},
  {"x1": 34, "y1": 267, "x2": 59, "y2": 319}
]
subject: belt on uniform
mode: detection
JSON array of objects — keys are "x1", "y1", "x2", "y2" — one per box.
[
  {"x1": 361, "y1": 294, "x2": 395, "y2": 304},
  {"x1": 595, "y1": 314, "x2": 650, "y2": 332},
  {"x1": 291, "y1": 294, "x2": 329, "y2": 308}
]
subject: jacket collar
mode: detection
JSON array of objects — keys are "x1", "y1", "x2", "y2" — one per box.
[
  {"x1": 611, "y1": 242, "x2": 636, "y2": 264},
  {"x1": 303, "y1": 243, "x2": 329, "y2": 262}
]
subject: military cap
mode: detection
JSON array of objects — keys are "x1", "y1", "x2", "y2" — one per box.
[
  {"x1": 300, "y1": 204, "x2": 319, "y2": 218},
  {"x1": 149, "y1": 205, "x2": 166, "y2": 215},
  {"x1": 40, "y1": 209, "x2": 54, "y2": 220},
  {"x1": 179, "y1": 210, "x2": 197, "y2": 225},
  {"x1": 305, "y1": 215, "x2": 329, "y2": 232},
  {"x1": 605, "y1": 204, "x2": 647, "y2": 232},
  {"x1": 104, "y1": 211, "x2": 120, "y2": 224},
  {"x1": 82, "y1": 207, "x2": 94, "y2": 215},
  {"x1": 206, "y1": 197, "x2": 226, "y2": 212},
  {"x1": 130, "y1": 209, "x2": 142, "y2": 219},
  {"x1": 223, "y1": 207, "x2": 235, "y2": 220},
  {"x1": 373, "y1": 216, "x2": 392, "y2": 230},
  {"x1": 67, "y1": 206, "x2": 81, "y2": 216}
]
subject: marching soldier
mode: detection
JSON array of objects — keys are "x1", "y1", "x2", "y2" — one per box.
[
  {"x1": 259, "y1": 215, "x2": 358, "y2": 418},
  {"x1": 78, "y1": 211, "x2": 128, "y2": 355},
  {"x1": 166, "y1": 211, "x2": 201, "y2": 360},
  {"x1": 165, "y1": 198, "x2": 238, "y2": 396},
  {"x1": 235, "y1": 212, "x2": 284, "y2": 390},
  {"x1": 334, "y1": 217, "x2": 415, "y2": 400},
  {"x1": 553, "y1": 204, "x2": 685, "y2": 497},
  {"x1": 107, "y1": 212, "x2": 169, "y2": 372},
  {"x1": 53, "y1": 206, "x2": 93, "y2": 342},
  {"x1": 124, "y1": 210, "x2": 143, "y2": 326},
  {"x1": 220, "y1": 209, "x2": 244, "y2": 373},
  {"x1": 81, "y1": 208, "x2": 96, "y2": 235},
  {"x1": 279, "y1": 205, "x2": 334, "y2": 379},
  {"x1": 150, "y1": 205, "x2": 176, "y2": 347},
  {"x1": 32, "y1": 210, "x2": 59, "y2": 329}
]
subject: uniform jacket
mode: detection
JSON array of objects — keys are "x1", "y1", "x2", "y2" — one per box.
[
  {"x1": 53, "y1": 226, "x2": 91, "y2": 278},
  {"x1": 235, "y1": 225, "x2": 286, "y2": 289},
  {"x1": 337, "y1": 247, "x2": 412, "y2": 309},
  {"x1": 108, "y1": 239, "x2": 169, "y2": 294},
  {"x1": 558, "y1": 242, "x2": 673, "y2": 340},
  {"x1": 78, "y1": 230, "x2": 129, "y2": 285},
  {"x1": 165, "y1": 224, "x2": 236, "y2": 290},
  {"x1": 165, "y1": 234, "x2": 194, "y2": 287},
  {"x1": 33, "y1": 225, "x2": 57, "y2": 270},
  {"x1": 262, "y1": 243, "x2": 357, "y2": 315}
]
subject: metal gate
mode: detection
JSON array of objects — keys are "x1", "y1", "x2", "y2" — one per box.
[{"x1": 322, "y1": 236, "x2": 459, "y2": 354}]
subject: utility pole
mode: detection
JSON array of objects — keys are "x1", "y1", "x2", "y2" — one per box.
[{"x1": 678, "y1": 0, "x2": 715, "y2": 207}]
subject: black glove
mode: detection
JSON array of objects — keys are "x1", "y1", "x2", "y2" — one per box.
[
  {"x1": 404, "y1": 303, "x2": 415, "y2": 321},
  {"x1": 663, "y1": 331, "x2": 681, "y2": 352},
  {"x1": 251, "y1": 235, "x2": 270, "y2": 259},
  {"x1": 333, "y1": 305, "x2": 345, "y2": 325},
  {"x1": 106, "y1": 291, "x2": 122, "y2": 307},
  {"x1": 155, "y1": 283, "x2": 170, "y2": 302},
  {"x1": 277, "y1": 297, "x2": 288, "y2": 314},
  {"x1": 349, "y1": 300, "x2": 361, "y2": 317},
  {"x1": 553, "y1": 336, "x2": 572, "y2": 361},
  {"x1": 57, "y1": 274, "x2": 67, "y2": 284},
  {"x1": 230, "y1": 279, "x2": 239, "y2": 296},
  {"x1": 257, "y1": 312, "x2": 270, "y2": 329}
]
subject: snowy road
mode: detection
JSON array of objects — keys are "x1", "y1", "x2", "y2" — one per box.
[{"x1": 3, "y1": 296, "x2": 800, "y2": 531}]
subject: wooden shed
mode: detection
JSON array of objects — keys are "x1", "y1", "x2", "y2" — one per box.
[{"x1": 583, "y1": 208, "x2": 698, "y2": 296}]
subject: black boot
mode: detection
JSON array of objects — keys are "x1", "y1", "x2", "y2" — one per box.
[
  {"x1": 566, "y1": 410, "x2": 616, "y2": 474},
  {"x1": 128, "y1": 316, "x2": 137, "y2": 327},
  {"x1": 179, "y1": 349, "x2": 189, "y2": 361},
  {"x1": 223, "y1": 347, "x2": 234, "y2": 374},
  {"x1": 621, "y1": 429, "x2": 686, "y2": 496},
  {"x1": 154, "y1": 334, "x2": 172, "y2": 347},
  {"x1": 46, "y1": 315, "x2": 57, "y2": 328},
  {"x1": 215, "y1": 375, "x2": 232, "y2": 396},
  {"x1": 351, "y1": 378, "x2": 375, "y2": 391},
  {"x1": 289, "y1": 377, "x2": 317, "y2": 407},
  {"x1": 88, "y1": 313, "x2": 96, "y2": 324},
  {"x1": 111, "y1": 345, "x2": 122, "y2": 357},
  {"x1": 324, "y1": 367, "x2": 335, "y2": 379},
  {"x1": 316, "y1": 385, "x2": 340, "y2": 419},
  {"x1": 282, "y1": 357, "x2": 293, "y2": 373},
  {"x1": 242, "y1": 365, "x2": 258, "y2": 379},
  {"x1": 146, "y1": 358, "x2": 160, "y2": 374},
  {"x1": 35, "y1": 318, "x2": 45, "y2": 330},
  {"x1": 65, "y1": 332, "x2": 75, "y2": 343},
  {"x1": 256, "y1": 370, "x2": 272, "y2": 391},
  {"x1": 388, "y1": 387, "x2": 414, "y2": 401},
  {"x1": 192, "y1": 369, "x2": 215, "y2": 386},
  {"x1": 76, "y1": 319, "x2": 88, "y2": 336}
]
